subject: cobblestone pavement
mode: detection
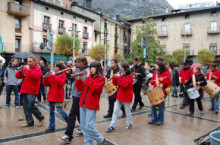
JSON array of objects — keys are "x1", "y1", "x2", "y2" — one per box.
[{"x1": 0, "y1": 89, "x2": 219, "y2": 145}]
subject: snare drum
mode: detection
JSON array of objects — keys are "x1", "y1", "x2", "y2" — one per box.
[
  {"x1": 202, "y1": 80, "x2": 220, "y2": 99},
  {"x1": 146, "y1": 87, "x2": 164, "y2": 106},
  {"x1": 104, "y1": 81, "x2": 118, "y2": 96}
]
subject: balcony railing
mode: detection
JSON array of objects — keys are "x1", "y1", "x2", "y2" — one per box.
[
  {"x1": 7, "y1": 2, "x2": 29, "y2": 17},
  {"x1": 158, "y1": 31, "x2": 168, "y2": 37},
  {"x1": 58, "y1": 27, "x2": 66, "y2": 34},
  {"x1": 83, "y1": 32, "x2": 89, "y2": 39},
  {"x1": 207, "y1": 27, "x2": 220, "y2": 34},
  {"x1": 43, "y1": 23, "x2": 52, "y2": 31},
  {"x1": 181, "y1": 29, "x2": 192, "y2": 36}
]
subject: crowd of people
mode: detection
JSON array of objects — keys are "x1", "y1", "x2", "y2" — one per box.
[{"x1": 0, "y1": 55, "x2": 219, "y2": 145}]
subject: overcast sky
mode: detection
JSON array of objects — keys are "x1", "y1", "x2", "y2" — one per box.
[{"x1": 167, "y1": 0, "x2": 217, "y2": 8}]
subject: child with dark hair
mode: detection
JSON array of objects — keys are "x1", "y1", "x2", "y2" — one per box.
[
  {"x1": 75, "y1": 61, "x2": 106, "y2": 145},
  {"x1": 43, "y1": 62, "x2": 68, "y2": 132},
  {"x1": 107, "y1": 62, "x2": 133, "y2": 132}
]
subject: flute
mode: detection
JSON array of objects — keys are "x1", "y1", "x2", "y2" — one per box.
[
  {"x1": 43, "y1": 68, "x2": 72, "y2": 78},
  {"x1": 70, "y1": 72, "x2": 87, "y2": 78}
]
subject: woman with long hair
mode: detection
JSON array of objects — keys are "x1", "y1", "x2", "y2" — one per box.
[
  {"x1": 148, "y1": 61, "x2": 171, "y2": 126},
  {"x1": 106, "y1": 62, "x2": 133, "y2": 132},
  {"x1": 75, "y1": 61, "x2": 106, "y2": 145}
]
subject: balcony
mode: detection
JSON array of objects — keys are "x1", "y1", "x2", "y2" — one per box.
[
  {"x1": 181, "y1": 29, "x2": 192, "y2": 36},
  {"x1": 43, "y1": 23, "x2": 52, "y2": 31},
  {"x1": 58, "y1": 27, "x2": 66, "y2": 34},
  {"x1": 83, "y1": 32, "x2": 89, "y2": 39},
  {"x1": 7, "y1": 2, "x2": 29, "y2": 17},
  {"x1": 158, "y1": 31, "x2": 168, "y2": 37},
  {"x1": 207, "y1": 27, "x2": 220, "y2": 34}
]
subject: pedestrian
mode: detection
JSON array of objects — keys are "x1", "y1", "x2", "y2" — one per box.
[
  {"x1": 43, "y1": 62, "x2": 69, "y2": 132},
  {"x1": 75, "y1": 61, "x2": 106, "y2": 145},
  {"x1": 4, "y1": 58, "x2": 21, "y2": 109},
  {"x1": 58, "y1": 55, "x2": 89, "y2": 144},
  {"x1": 184, "y1": 66, "x2": 207, "y2": 116},
  {"x1": 15, "y1": 55, "x2": 44, "y2": 127},
  {"x1": 206, "y1": 63, "x2": 220, "y2": 114},
  {"x1": 148, "y1": 61, "x2": 171, "y2": 126},
  {"x1": 131, "y1": 57, "x2": 146, "y2": 112},
  {"x1": 171, "y1": 67, "x2": 179, "y2": 97},
  {"x1": 104, "y1": 59, "x2": 126, "y2": 119},
  {"x1": 106, "y1": 62, "x2": 133, "y2": 132}
]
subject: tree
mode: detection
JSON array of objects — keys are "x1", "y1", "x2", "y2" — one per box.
[
  {"x1": 112, "y1": 52, "x2": 123, "y2": 62},
  {"x1": 89, "y1": 44, "x2": 109, "y2": 61},
  {"x1": 164, "y1": 54, "x2": 178, "y2": 64},
  {"x1": 197, "y1": 49, "x2": 215, "y2": 65},
  {"x1": 127, "y1": 18, "x2": 163, "y2": 64},
  {"x1": 172, "y1": 49, "x2": 187, "y2": 65},
  {"x1": 54, "y1": 34, "x2": 81, "y2": 58}
]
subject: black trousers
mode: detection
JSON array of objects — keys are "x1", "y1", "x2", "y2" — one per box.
[
  {"x1": 107, "y1": 93, "x2": 125, "y2": 116},
  {"x1": 65, "y1": 97, "x2": 80, "y2": 139},
  {"x1": 189, "y1": 96, "x2": 203, "y2": 113},
  {"x1": 37, "y1": 84, "x2": 46, "y2": 101},
  {"x1": 180, "y1": 84, "x2": 190, "y2": 106},
  {"x1": 132, "y1": 82, "x2": 144, "y2": 110}
]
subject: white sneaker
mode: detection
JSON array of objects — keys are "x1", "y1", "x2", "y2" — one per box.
[
  {"x1": 200, "y1": 111, "x2": 204, "y2": 115},
  {"x1": 58, "y1": 135, "x2": 72, "y2": 144}
]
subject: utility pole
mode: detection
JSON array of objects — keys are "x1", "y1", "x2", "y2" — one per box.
[
  {"x1": 47, "y1": 30, "x2": 54, "y2": 71},
  {"x1": 104, "y1": 21, "x2": 107, "y2": 71},
  {"x1": 72, "y1": 21, "x2": 76, "y2": 65}
]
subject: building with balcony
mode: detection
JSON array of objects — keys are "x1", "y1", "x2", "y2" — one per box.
[
  {"x1": 128, "y1": 6, "x2": 220, "y2": 64},
  {"x1": 31, "y1": 0, "x2": 95, "y2": 60},
  {"x1": 0, "y1": 0, "x2": 31, "y2": 61}
]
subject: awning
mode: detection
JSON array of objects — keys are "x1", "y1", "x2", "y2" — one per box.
[{"x1": 41, "y1": 55, "x2": 72, "y2": 63}]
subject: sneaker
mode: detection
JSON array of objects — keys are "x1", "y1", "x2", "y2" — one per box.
[
  {"x1": 5, "y1": 105, "x2": 9, "y2": 109},
  {"x1": 106, "y1": 126, "x2": 116, "y2": 132},
  {"x1": 200, "y1": 111, "x2": 204, "y2": 115},
  {"x1": 148, "y1": 120, "x2": 156, "y2": 124},
  {"x1": 156, "y1": 122, "x2": 163, "y2": 126},
  {"x1": 58, "y1": 135, "x2": 72, "y2": 144},
  {"x1": 103, "y1": 114, "x2": 112, "y2": 118},
  {"x1": 126, "y1": 124, "x2": 132, "y2": 130},
  {"x1": 130, "y1": 108, "x2": 135, "y2": 112},
  {"x1": 215, "y1": 110, "x2": 219, "y2": 115},
  {"x1": 75, "y1": 131, "x2": 83, "y2": 137},
  {"x1": 45, "y1": 128, "x2": 55, "y2": 132},
  {"x1": 121, "y1": 114, "x2": 126, "y2": 118},
  {"x1": 180, "y1": 105, "x2": 185, "y2": 109},
  {"x1": 186, "y1": 112, "x2": 194, "y2": 116},
  {"x1": 16, "y1": 106, "x2": 20, "y2": 109}
]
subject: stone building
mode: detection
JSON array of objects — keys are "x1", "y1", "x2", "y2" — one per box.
[{"x1": 128, "y1": 6, "x2": 220, "y2": 64}]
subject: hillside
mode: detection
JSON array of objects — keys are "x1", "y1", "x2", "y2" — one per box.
[{"x1": 75, "y1": 0, "x2": 172, "y2": 20}]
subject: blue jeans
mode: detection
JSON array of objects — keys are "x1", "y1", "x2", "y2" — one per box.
[
  {"x1": 49, "y1": 105, "x2": 68, "y2": 130},
  {"x1": 80, "y1": 107, "x2": 104, "y2": 145},
  {"x1": 151, "y1": 102, "x2": 165, "y2": 123},
  {"x1": 211, "y1": 95, "x2": 219, "y2": 111},
  {"x1": 172, "y1": 86, "x2": 178, "y2": 96},
  {"x1": 22, "y1": 94, "x2": 44, "y2": 125},
  {"x1": 6, "y1": 85, "x2": 19, "y2": 106}
]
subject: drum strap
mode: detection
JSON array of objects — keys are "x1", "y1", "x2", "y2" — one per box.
[{"x1": 192, "y1": 74, "x2": 196, "y2": 88}]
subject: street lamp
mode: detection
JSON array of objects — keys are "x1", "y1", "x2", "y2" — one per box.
[
  {"x1": 104, "y1": 21, "x2": 107, "y2": 71},
  {"x1": 182, "y1": 41, "x2": 189, "y2": 62}
]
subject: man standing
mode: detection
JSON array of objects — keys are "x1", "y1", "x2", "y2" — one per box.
[
  {"x1": 58, "y1": 55, "x2": 89, "y2": 144},
  {"x1": 0, "y1": 60, "x2": 4, "y2": 108},
  {"x1": 206, "y1": 63, "x2": 220, "y2": 114},
  {"x1": 15, "y1": 56, "x2": 44, "y2": 127},
  {"x1": 179, "y1": 62, "x2": 193, "y2": 109},
  {"x1": 131, "y1": 57, "x2": 146, "y2": 112},
  {"x1": 37, "y1": 60, "x2": 48, "y2": 103},
  {"x1": 66, "y1": 61, "x2": 73, "y2": 100},
  {"x1": 104, "y1": 59, "x2": 126, "y2": 118},
  {"x1": 4, "y1": 58, "x2": 20, "y2": 109}
]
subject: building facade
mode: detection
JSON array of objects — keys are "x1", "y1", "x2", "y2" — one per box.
[{"x1": 129, "y1": 6, "x2": 220, "y2": 64}]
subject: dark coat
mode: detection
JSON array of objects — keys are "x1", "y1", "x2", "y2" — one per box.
[
  {"x1": 106, "y1": 65, "x2": 120, "y2": 79},
  {"x1": 172, "y1": 71, "x2": 179, "y2": 86},
  {"x1": 131, "y1": 63, "x2": 146, "y2": 84}
]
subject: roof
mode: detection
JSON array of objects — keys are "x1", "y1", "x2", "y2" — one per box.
[
  {"x1": 127, "y1": 6, "x2": 220, "y2": 22},
  {"x1": 35, "y1": 0, "x2": 96, "y2": 22},
  {"x1": 71, "y1": 2, "x2": 102, "y2": 16}
]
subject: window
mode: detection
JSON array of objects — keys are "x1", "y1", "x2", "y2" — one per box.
[
  {"x1": 83, "y1": 27, "x2": 87, "y2": 33},
  {"x1": 161, "y1": 26, "x2": 166, "y2": 34},
  {"x1": 211, "y1": 11, "x2": 217, "y2": 16},
  {"x1": 210, "y1": 43, "x2": 217, "y2": 54},
  {"x1": 15, "y1": 0, "x2": 22, "y2": 5},
  {"x1": 15, "y1": 38, "x2": 20, "y2": 52},
  {"x1": 162, "y1": 17, "x2": 166, "y2": 21},
  {"x1": 44, "y1": 16, "x2": 50, "y2": 24},
  {"x1": 185, "y1": 14, "x2": 189, "y2": 19},
  {"x1": 82, "y1": 42, "x2": 87, "y2": 54},
  {"x1": 15, "y1": 17, "x2": 21, "y2": 32},
  {"x1": 184, "y1": 24, "x2": 191, "y2": 33},
  {"x1": 211, "y1": 22, "x2": 217, "y2": 31},
  {"x1": 72, "y1": 23, "x2": 77, "y2": 29},
  {"x1": 43, "y1": 38, "x2": 47, "y2": 48},
  {"x1": 59, "y1": 20, "x2": 64, "y2": 28}
]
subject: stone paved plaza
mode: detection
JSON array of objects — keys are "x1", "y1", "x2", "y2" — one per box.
[{"x1": 0, "y1": 90, "x2": 219, "y2": 145}]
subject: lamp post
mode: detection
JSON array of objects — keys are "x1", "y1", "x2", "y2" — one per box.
[
  {"x1": 104, "y1": 21, "x2": 107, "y2": 71},
  {"x1": 72, "y1": 23, "x2": 75, "y2": 65}
]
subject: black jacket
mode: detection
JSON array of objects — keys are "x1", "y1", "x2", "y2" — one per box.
[
  {"x1": 131, "y1": 63, "x2": 146, "y2": 84},
  {"x1": 172, "y1": 71, "x2": 179, "y2": 86},
  {"x1": 184, "y1": 74, "x2": 207, "y2": 96},
  {"x1": 106, "y1": 65, "x2": 120, "y2": 79}
]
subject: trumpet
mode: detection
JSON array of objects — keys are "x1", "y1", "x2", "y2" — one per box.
[
  {"x1": 16, "y1": 66, "x2": 25, "y2": 70},
  {"x1": 43, "y1": 68, "x2": 72, "y2": 78}
]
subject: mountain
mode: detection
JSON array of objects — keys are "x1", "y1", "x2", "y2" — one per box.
[{"x1": 74, "y1": 0, "x2": 173, "y2": 20}]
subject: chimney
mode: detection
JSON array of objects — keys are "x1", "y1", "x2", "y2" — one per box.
[
  {"x1": 165, "y1": 6, "x2": 168, "y2": 13},
  {"x1": 116, "y1": 15, "x2": 120, "y2": 22},
  {"x1": 83, "y1": 0, "x2": 92, "y2": 9}
]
